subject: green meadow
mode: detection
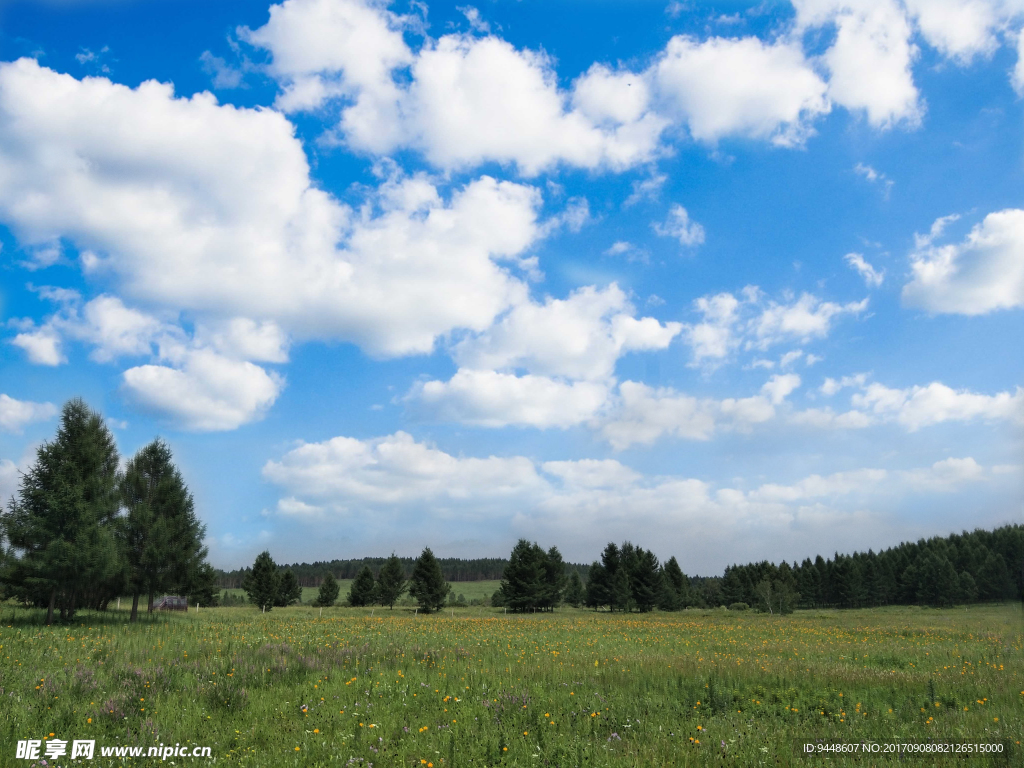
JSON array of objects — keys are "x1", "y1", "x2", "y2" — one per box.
[{"x1": 0, "y1": 603, "x2": 1019, "y2": 766}]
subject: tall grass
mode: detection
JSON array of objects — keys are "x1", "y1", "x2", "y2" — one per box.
[{"x1": 0, "y1": 603, "x2": 1019, "y2": 766}]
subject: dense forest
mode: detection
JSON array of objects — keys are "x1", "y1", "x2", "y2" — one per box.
[{"x1": 719, "y1": 524, "x2": 1022, "y2": 612}]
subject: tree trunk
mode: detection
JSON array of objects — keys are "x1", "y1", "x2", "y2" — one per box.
[
  {"x1": 131, "y1": 592, "x2": 140, "y2": 623},
  {"x1": 46, "y1": 587, "x2": 56, "y2": 625},
  {"x1": 148, "y1": 593, "x2": 154, "y2": 613}
]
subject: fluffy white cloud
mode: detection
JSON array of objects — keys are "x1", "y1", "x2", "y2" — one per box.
[
  {"x1": 395, "y1": 36, "x2": 657, "y2": 173},
  {"x1": 683, "y1": 291, "x2": 745, "y2": 363},
  {"x1": 902, "y1": 208, "x2": 1024, "y2": 315},
  {"x1": 652, "y1": 204, "x2": 705, "y2": 246},
  {"x1": 844, "y1": 252, "x2": 885, "y2": 287},
  {"x1": 408, "y1": 369, "x2": 610, "y2": 428},
  {"x1": 599, "y1": 383, "x2": 717, "y2": 448},
  {"x1": 452, "y1": 284, "x2": 681, "y2": 381},
  {"x1": 820, "y1": 372, "x2": 869, "y2": 395},
  {"x1": 653, "y1": 34, "x2": 830, "y2": 145},
  {"x1": 904, "y1": 0, "x2": 1003, "y2": 62},
  {"x1": 0, "y1": 59, "x2": 550, "y2": 358},
  {"x1": 12, "y1": 292, "x2": 174, "y2": 365},
  {"x1": 76, "y1": 296, "x2": 166, "y2": 362},
  {"x1": 408, "y1": 283, "x2": 680, "y2": 429},
  {"x1": 598, "y1": 374, "x2": 798, "y2": 449},
  {"x1": 0, "y1": 394, "x2": 57, "y2": 433},
  {"x1": 762, "y1": 373, "x2": 802, "y2": 404},
  {"x1": 239, "y1": 0, "x2": 413, "y2": 123},
  {"x1": 679, "y1": 287, "x2": 868, "y2": 365},
  {"x1": 794, "y1": 0, "x2": 923, "y2": 128},
  {"x1": 244, "y1": 0, "x2": 665, "y2": 173},
  {"x1": 748, "y1": 293, "x2": 868, "y2": 348},
  {"x1": 262, "y1": 430, "x2": 546, "y2": 511},
  {"x1": 194, "y1": 318, "x2": 291, "y2": 363},
  {"x1": 901, "y1": 456, "x2": 986, "y2": 489},
  {"x1": 11, "y1": 326, "x2": 64, "y2": 365},
  {"x1": 851, "y1": 380, "x2": 1024, "y2": 430},
  {"x1": 122, "y1": 349, "x2": 284, "y2": 431}
]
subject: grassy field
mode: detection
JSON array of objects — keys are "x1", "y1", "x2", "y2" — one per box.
[
  {"x1": 0, "y1": 603, "x2": 1019, "y2": 766},
  {"x1": 217, "y1": 581, "x2": 503, "y2": 607}
]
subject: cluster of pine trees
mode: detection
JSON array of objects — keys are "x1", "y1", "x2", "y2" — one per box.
[
  {"x1": 239, "y1": 551, "x2": 304, "y2": 611},
  {"x1": 490, "y1": 539, "x2": 692, "y2": 613},
  {"x1": 345, "y1": 554, "x2": 408, "y2": 608},
  {"x1": 0, "y1": 399, "x2": 214, "y2": 623},
  {"x1": 721, "y1": 525, "x2": 1023, "y2": 612},
  {"x1": 492, "y1": 540, "x2": 568, "y2": 612},
  {"x1": 584, "y1": 542, "x2": 691, "y2": 612},
  {"x1": 243, "y1": 547, "x2": 453, "y2": 613}
]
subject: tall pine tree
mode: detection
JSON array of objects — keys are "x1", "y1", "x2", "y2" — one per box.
[
  {"x1": 242, "y1": 551, "x2": 279, "y2": 611},
  {"x1": 499, "y1": 539, "x2": 545, "y2": 612},
  {"x1": 376, "y1": 554, "x2": 408, "y2": 609},
  {"x1": 119, "y1": 439, "x2": 207, "y2": 621},
  {"x1": 348, "y1": 565, "x2": 377, "y2": 606},
  {"x1": 1, "y1": 399, "x2": 121, "y2": 623},
  {"x1": 409, "y1": 547, "x2": 449, "y2": 613}
]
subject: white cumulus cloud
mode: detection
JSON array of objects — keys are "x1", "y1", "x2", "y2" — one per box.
[
  {"x1": 0, "y1": 59, "x2": 552, "y2": 360},
  {"x1": 243, "y1": 0, "x2": 666, "y2": 174},
  {"x1": 794, "y1": 0, "x2": 923, "y2": 129},
  {"x1": 262, "y1": 430, "x2": 547, "y2": 511},
  {"x1": 851, "y1": 380, "x2": 1024, "y2": 430},
  {"x1": 452, "y1": 283, "x2": 681, "y2": 381},
  {"x1": 0, "y1": 394, "x2": 57, "y2": 433},
  {"x1": 903, "y1": 208, "x2": 1024, "y2": 315},
  {"x1": 408, "y1": 369, "x2": 610, "y2": 429},
  {"x1": 653, "y1": 34, "x2": 830, "y2": 145},
  {"x1": 122, "y1": 349, "x2": 284, "y2": 431}
]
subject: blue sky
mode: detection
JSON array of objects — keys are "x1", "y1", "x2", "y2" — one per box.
[{"x1": 0, "y1": 0, "x2": 1021, "y2": 573}]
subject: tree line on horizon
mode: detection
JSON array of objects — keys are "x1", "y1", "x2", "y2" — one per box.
[
  {"x1": 233, "y1": 524, "x2": 1022, "y2": 615},
  {"x1": 214, "y1": 556, "x2": 589, "y2": 588},
  {"x1": 720, "y1": 524, "x2": 1023, "y2": 613},
  {"x1": 0, "y1": 399, "x2": 215, "y2": 623}
]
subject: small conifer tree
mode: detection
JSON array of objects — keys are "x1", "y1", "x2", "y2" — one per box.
[
  {"x1": 348, "y1": 565, "x2": 377, "y2": 606},
  {"x1": 242, "y1": 551, "x2": 279, "y2": 611},
  {"x1": 315, "y1": 572, "x2": 340, "y2": 607},
  {"x1": 276, "y1": 569, "x2": 302, "y2": 606},
  {"x1": 376, "y1": 554, "x2": 407, "y2": 609},
  {"x1": 409, "y1": 547, "x2": 449, "y2": 613}
]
